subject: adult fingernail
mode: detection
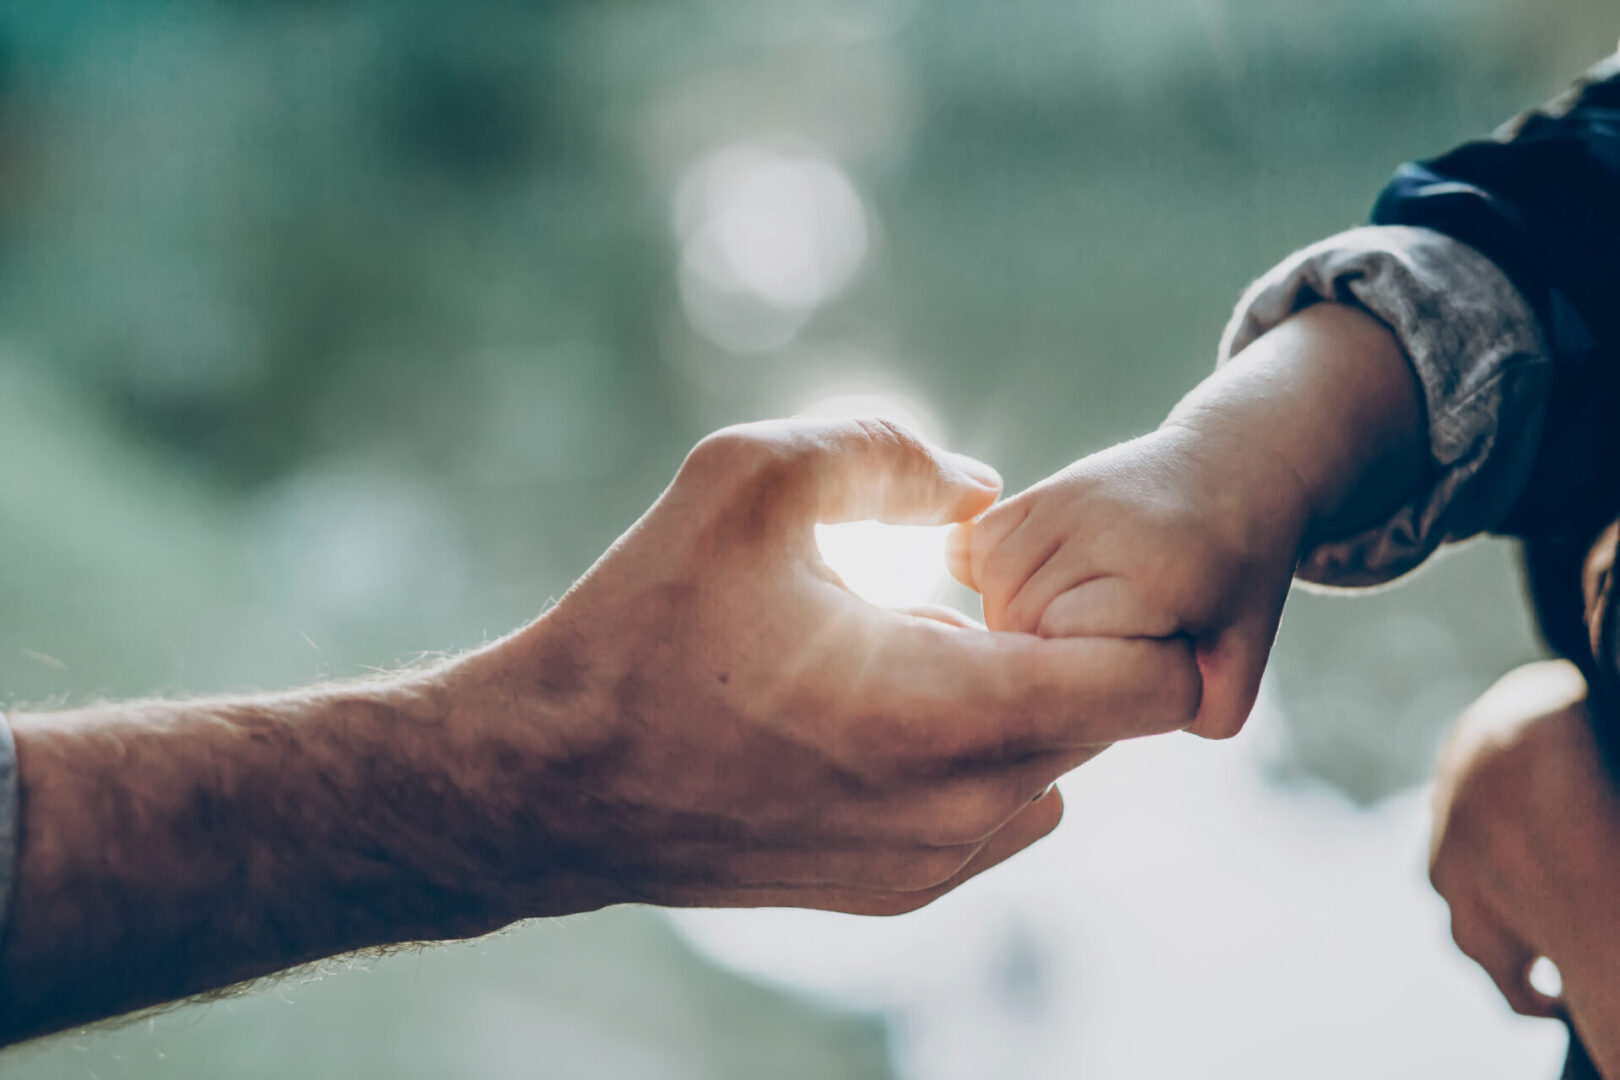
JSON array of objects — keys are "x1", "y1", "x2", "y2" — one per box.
[{"x1": 948, "y1": 452, "x2": 1002, "y2": 491}]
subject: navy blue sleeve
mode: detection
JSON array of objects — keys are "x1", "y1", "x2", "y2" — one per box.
[{"x1": 1371, "y1": 54, "x2": 1620, "y2": 551}]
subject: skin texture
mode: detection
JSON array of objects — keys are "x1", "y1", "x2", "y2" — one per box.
[
  {"x1": 1430, "y1": 661, "x2": 1620, "y2": 1076},
  {"x1": 0, "y1": 416, "x2": 1203, "y2": 1046},
  {"x1": 949, "y1": 302, "x2": 1428, "y2": 738}
]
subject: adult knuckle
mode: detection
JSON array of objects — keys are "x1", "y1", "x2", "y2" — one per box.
[
  {"x1": 684, "y1": 425, "x2": 774, "y2": 479},
  {"x1": 683, "y1": 425, "x2": 812, "y2": 518}
]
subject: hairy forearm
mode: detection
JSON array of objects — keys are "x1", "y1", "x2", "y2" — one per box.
[
  {"x1": 0, "y1": 660, "x2": 553, "y2": 1044},
  {"x1": 1167, "y1": 302, "x2": 1428, "y2": 553}
]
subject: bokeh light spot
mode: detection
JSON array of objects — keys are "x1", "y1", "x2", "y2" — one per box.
[{"x1": 674, "y1": 143, "x2": 869, "y2": 353}]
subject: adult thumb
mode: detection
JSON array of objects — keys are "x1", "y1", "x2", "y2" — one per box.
[{"x1": 794, "y1": 417, "x2": 1002, "y2": 525}]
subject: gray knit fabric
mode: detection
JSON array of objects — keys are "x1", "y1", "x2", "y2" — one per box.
[{"x1": 1220, "y1": 225, "x2": 1552, "y2": 587}]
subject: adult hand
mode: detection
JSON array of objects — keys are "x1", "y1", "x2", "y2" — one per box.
[
  {"x1": 1, "y1": 417, "x2": 1202, "y2": 1044},
  {"x1": 1430, "y1": 661, "x2": 1620, "y2": 1073},
  {"x1": 446, "y1": 417, "x2": 1204, "y2": 919}
]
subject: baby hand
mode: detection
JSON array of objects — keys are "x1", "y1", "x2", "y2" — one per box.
[{"x1": 948, "y1": 423, "x2": 1311, "y2": 739}]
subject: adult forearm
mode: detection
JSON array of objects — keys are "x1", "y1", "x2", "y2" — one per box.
[{"x1": 0, "y1": 664, "x2": 529, "y2": 1044}]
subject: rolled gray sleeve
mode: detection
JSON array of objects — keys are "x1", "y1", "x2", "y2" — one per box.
[
  {"x1": 1219, "y1": 225, "x2": 1552, "y2": 587},
  {"x1": 0, "y1": 717, "x2": 15, "y2": 943}
]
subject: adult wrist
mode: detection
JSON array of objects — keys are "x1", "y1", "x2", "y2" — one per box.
[
  {"x1": 415, "y1": 616, "x2": 630, "y2": 926},
  {"x1": 288, "y1": 670, "x2": 524, "y2": 942}
]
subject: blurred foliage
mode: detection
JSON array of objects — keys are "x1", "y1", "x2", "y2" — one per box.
[{"x1": 0, "y1": 0, "x2": 1614, "y2": 1074}]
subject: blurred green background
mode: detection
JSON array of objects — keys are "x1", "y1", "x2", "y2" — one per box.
[{"x1": 0, "y1": 1, "x2": 1613, "y2": 1076}]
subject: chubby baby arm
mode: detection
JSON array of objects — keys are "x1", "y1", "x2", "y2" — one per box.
[{"x1": 948, "y1": 303, "x2": 1426, "y2": 739}]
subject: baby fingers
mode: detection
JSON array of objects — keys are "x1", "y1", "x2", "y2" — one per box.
[{"x1": 1032, "y1": 577, "x2": 1181, "y2": 640}]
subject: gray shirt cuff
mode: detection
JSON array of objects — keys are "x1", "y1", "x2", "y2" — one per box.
[
  {"x1": 0, "y1": 716, "x2": 16, "y2": 946},
  {"x1": 1219, "y1": 225, "x2": 1552, "y2": 587}
]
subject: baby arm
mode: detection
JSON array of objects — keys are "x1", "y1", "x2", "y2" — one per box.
[{"x1": 950, "y1": 303, "x2": 1426, "y2": 738}]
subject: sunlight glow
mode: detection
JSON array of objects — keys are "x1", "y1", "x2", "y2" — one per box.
[
  {"x1": 816, "y1": 520, "x2": 951, "y2": 609},
  {"x1": 802, "y1": 388, "x2": 954, "y2": 609}
]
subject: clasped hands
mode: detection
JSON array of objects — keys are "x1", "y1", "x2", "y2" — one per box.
[
  {"x1": 441, "y1": 415, "x2": 1209, "y2": 921},
  {"x1": 438, "y1": 311, "x2": 1388, "y2": 923},
  {"x1": 437, "y1": 389, "x2": 1312, "y2": 923}
]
